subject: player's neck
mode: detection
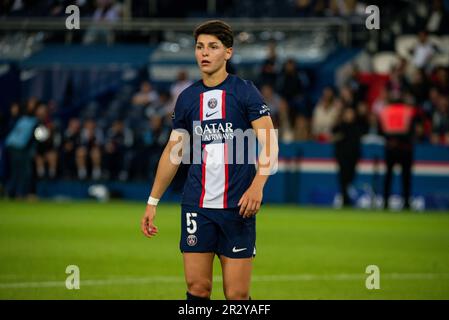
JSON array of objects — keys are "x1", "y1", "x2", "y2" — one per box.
[{"x1": 202, "y1": 68, "x2": 228, "y2": 88}]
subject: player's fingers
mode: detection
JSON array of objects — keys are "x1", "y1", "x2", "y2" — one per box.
[
  {"x1": 239, "y1": 197, "x2": 248, "y2": 215},
  {"x1": 141, "y1": 218, "x2": 151, "y2": 238},
  {"x1": 251, "y1": 200, "x2": 258, "y2": 212},
  {"x1": 244, "y1": 200, "x2": 255, "y2": 218},
  {"x1": 148, "y1": 221, "x2": 158, "y2": 232},
  {"x1": 255, "y1": 201, "x2": 261, "y2": 214},
  {"x1": 149, "y1": 224, "x2": 158, "y2": 235},
  {"x1": 243, "y1": 202, "x2": 251, "y2": 218},
  {"x1": 238, "y1": 194, "x2": 245, "y2": 207}
]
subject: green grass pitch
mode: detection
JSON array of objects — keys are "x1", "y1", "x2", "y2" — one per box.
[{"x1": 1, "y1": 200, "x2": 448, "y2": 299}]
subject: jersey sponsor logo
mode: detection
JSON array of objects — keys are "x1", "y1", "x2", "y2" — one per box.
[
  {"x1": 187, "y1": 234, "x2": 197, "y2": 246},
  {"x1": 194, "y1": 122, "x2": 234, "y2": 142},
  {"x1": 208, "y1": 98, "x2": 218, "y2": 109},
  {"x1": 232, "y1": 246, "x2": 247, "y2": 253}
]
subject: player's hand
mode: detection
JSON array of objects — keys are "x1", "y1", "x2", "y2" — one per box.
[
  {"x1": 141, "y1": 204, "x2": 159, "y2": 238},
  {"x1": 238, "y1": 185, "x2": 263, "y2": 218}
]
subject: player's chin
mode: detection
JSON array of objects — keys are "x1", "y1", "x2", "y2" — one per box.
[{"x1": 199, "y1": 65, "x2": 216, "y2": 74}]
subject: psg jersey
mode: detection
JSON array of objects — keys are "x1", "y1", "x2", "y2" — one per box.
[{"x1": 172, "y1": 74, "x2": 270, "y2": 209}]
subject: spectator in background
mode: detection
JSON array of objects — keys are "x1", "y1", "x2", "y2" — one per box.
[
  {"x1": 277, "y1": 59, "x2": 304, "y2": 107},
  {"x1": 372, "y1": 86, "x2": 389, "y2": 117},
  {"x1": 6, "y1": 102, "x2": 22, "y2": 135},
  {"x1": 25, "y1": 97, "x2": 38, "y2": 116},
  {"x1": 76, "y1": 119, "x2": 103, "y2": 180},
  {"x1": 277, "y1": 98, "x2": 295, "y2": 142},
  {"x1": 91, "y1": 0, "x2": 121, "y2": 22},
  {"x1": 379, "y1": 100, "x2": 417, "y2": 210},
  {"x1": 60, "y1": 118, "x2": 81, "y2": 179},
  {"x1": 48, "y1": 0, "x2": 92, "y2": 17},
  {"x1": 328, "y1": 0, "x2": 366, "y2": 16},
  {"x1": 169, "y1": 70, "x2": 193, "y2": 114},
  {"x1": 148, "y1": 91, "x2": 173, "y2": 120},
  {"x1": 103, "y1": 120, "x2": 134, "y2": 181},
  {"x1": 410, "y1": 31, "x2": 437, "y2": 71},
  {"x1": 387, "y1": 65, "x2": 409, "y2": 102},
  {"x1": 422, "y1": 87, "x2": 441, "y2": 117},
  {"x1": 0, "y1": 0, "x2": 28, "y2": 16},
  {"x1": 258, "y1": 42, "x2": 278, "y2": 88},
  {"x1": 132, "y1": 80, "x2": 159, "y2": 108},
  {"x1": 425, "y1": 0, "x2": 449, "y2": 35},
  {"x1": 83, "y1": 0, "x2": 122, "y2": 45},
  {"x1": 0, "y1": 102, "x2": 23, "y2": 193},
  {"x1": 136, "y1": 115, "x2": 170, "y2": 181},
  {"x1": 260, "y1": 84, "x2": 281, "y2": 124},
  {"x1": 431, "y1": 93, "x2": 449, "y2": 145},
  {"x1": 332, "y1": 106, "x2": 367, "y2": 206},
  {"x1": 312, "y1": 87, "x2": 341, "y2": 142},
  {"x1": 34, "y1": 103, "x2": 61, "y2": 179},
  {"x1": 277, "y1": 58, "x2": 309, "y2": 140},
  {"x1": 4, "y1": 102, "x2": 38, "y2": 199},
  {"x1": 409, "y1": 69, "x2": 430, "y2": 107},
  {"x1": 344, "y1": 64, "x2": 367, "y2": 103},
  {"x1": 339, "y1": 85, "x2": 357, "y2": 109},
  {"x1": 431, "y1": 67, "x2": 449, "y2": 95}
]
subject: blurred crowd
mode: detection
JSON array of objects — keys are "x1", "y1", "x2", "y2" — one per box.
[
  {"x1": 0, "y1": 0, "x2": 376, "y2": 18},
  {"x1": 3, "y1": 0, "x2": 439, "y2": 19},
  {"x1": 257, "y1": 32, "x2": 449, "y2": 146},
  {"x1": 0, "y1": 78, "x2": 179, "y2": 192},
  {"x1": 1, "y1": 0, "x2": 448, "y2": 199},
  {"x1": 1, "y1": 47, "x2": 448, "y2": 194}
]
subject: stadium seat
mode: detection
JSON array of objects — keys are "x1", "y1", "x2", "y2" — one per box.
[
  {"x1": 441, "y1": 36, "x2": 449, "y2": 53},
  {"x1": 372, "y1": 52, "x2": 399, "y2": 74},
  {"x1": 395, "y1": 35, "x2": 417, "y2": 59},
  {"x1": 431, "y1": 54, "x2": 449, "y2": 67},
  {"x1": 395, "y1": 34, "x2": 441, "y2": 59}
]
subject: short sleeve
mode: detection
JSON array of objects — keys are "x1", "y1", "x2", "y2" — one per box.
[
  {"x1": 245, "y1": 81, "x2": 270, "y2": 122},
  {"x1": 172, "y1": 92, "x2": 187, "y2": 130}
]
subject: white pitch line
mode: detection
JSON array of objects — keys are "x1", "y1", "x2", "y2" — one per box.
[{"x1": 1, "y1": 273, "x2": 449, "y2": 289}]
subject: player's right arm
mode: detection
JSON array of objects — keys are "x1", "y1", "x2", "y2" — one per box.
[{"x1": 141, "y1": 129, "x2": 187, "y2": 238}]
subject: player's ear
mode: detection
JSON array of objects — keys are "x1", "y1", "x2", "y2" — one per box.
[{"x1": 225, "y1": 47, "x2": 233, "y2": 61}]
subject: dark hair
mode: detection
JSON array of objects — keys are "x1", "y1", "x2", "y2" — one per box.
[{"x1": 193, "y1": 20, "x2": 234, "y2": 48}]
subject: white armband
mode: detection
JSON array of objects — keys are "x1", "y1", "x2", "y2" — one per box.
[{"x1": 147, "y1": 196, "x2": 160, "y2": 206}]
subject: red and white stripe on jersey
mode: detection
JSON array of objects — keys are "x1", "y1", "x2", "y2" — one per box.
[{"x1": 199, "y1": 89, "x2": 229, "y2": 209}]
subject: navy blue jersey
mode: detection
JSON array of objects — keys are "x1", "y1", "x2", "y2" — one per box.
[{"x1": 172, "y1": 74, "x2": 270, "y2": 209}]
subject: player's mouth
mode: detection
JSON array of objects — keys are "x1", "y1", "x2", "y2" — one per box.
[{"x1": 201, "y1": 60, "x2": 211, "y2": 66}]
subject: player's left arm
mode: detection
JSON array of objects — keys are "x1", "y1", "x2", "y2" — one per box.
[{"x1": 238, "y1": 115, "x2": 279, "y2": 218}]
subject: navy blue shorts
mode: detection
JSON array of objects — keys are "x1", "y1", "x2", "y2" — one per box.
[{"x1": 180, "y1": 205, "x2": 256, "y2": 259}]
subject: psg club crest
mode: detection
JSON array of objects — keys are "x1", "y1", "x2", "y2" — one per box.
[
  {"x1": 187, "y1": 235, "x2": 197, "y2": 246},
  {"x1": 208, "y1": 98, "x2": 218, "y2": 109}
]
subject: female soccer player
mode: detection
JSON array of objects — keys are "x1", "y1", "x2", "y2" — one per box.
[{"x1": 141, "y1": 20, "x2": 278, "y2": 300}]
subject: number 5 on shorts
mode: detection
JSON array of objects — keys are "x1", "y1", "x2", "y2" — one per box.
[{"x1": 186, "y1": 212, "x2": 197, "y2": 234}]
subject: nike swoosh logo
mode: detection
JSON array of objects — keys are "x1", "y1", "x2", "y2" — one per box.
[
  {"x1": 205, "y1": 111, "x2": 218, "y2": 118},
  {"x1": 232, "y1": 247, "x2": 247, "y2": 253}
]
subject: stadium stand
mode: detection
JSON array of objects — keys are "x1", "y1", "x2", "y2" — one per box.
[{"x1": 1, "y1": 0, "x2": 448, "y2": 210}]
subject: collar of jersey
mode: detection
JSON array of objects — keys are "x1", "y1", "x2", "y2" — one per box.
[{"x1": 201, "y1": 73, "x2": 231, "y2": 90}]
